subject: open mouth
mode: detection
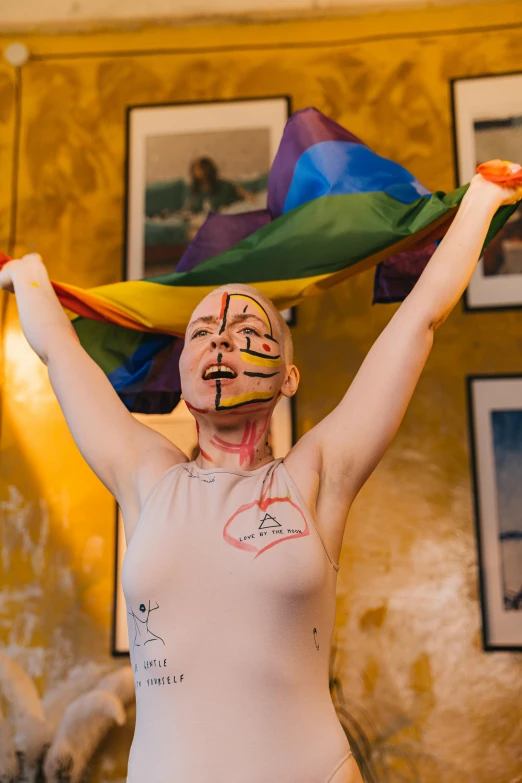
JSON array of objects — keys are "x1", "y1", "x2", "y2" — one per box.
[{"x1": 202, "y1": 364, "x2": 238, "y2": 381}]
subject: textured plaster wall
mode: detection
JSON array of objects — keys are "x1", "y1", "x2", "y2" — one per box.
[{"x1": 0, "y1": 1, "x2": 521, "y2": 781}]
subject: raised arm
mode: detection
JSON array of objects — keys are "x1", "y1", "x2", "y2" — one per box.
[
  {"x1": 287, "y1": 173, "x2": 522, "y2": 549},
  {"x1": 1, "y1": 254, "x2": 186, "y2": 532}
]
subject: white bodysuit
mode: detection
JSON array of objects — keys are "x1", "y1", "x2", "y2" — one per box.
[{"x1": 122, "y1": 457, "x2": 352, "y2": 782}]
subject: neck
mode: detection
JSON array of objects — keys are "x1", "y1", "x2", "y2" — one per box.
[{"x1": 193, "y1": 407, "x2": 274, "y2": 471}]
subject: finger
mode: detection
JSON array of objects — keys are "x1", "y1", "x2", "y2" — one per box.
[{"x1": 22, "y1": 253, "x2": 42, "y2": 262}]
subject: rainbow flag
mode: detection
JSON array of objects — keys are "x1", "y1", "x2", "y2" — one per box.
[{"x1": 1, "y1": 108, "x2": 517, "y2": 413}]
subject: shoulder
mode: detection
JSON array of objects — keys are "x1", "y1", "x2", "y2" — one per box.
[
  {"x1": 282, "y1": 431, "x2": 322, "y2": 512},
  {"x1": 282, "y1": 431, "x2": 354, "y2": 564},
  {"x1": 117, "y1": 435, "x2": 188, "y2": 544}
]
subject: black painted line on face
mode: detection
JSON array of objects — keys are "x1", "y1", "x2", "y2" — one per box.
[
  {"x1": 217, "y1": 352, "x2": 222, "y2": 363},
  {"x1": 240, "y1": 347, "x2": 281, "y2": 360},
  {"x1": 244, "y1": 371, "x2": 280, "y2": 378},
  {"x1": 219, "y1": 294, "x2": 231, "y2": 335},
  {"x1": 263, "y1": 333, "x2": 279, "y2": 343},
  {"x1": 236, "y1": 294, "x2": 273, "y2": 336},
  {"x1": 215, "y1": 379, "x2": 222, "y2": 410},
  {"x1": 216, "y1": 394, "x2": 275, "y2": 411}
]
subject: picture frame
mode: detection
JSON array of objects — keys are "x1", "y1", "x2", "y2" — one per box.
[
  {"x1": 452, "y1": 72, "x2": 522, "y2": 311},
  {"x1": 467, "y1": 374, "x2": 522, "y2": 651},
  {"x1": 111, "y1": 396, "x2": 296, "y2": 656},
  {"x1": 113, "y1": 96, "x2": 298, "y2": 654},
  {"x1": 123, "y1": 95, "x2": 295, "y2": 325}
]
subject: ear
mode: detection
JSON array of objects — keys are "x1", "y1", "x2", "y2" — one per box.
[{"x1": 280, "y1": 364, "x2": 299, "y2": 398}]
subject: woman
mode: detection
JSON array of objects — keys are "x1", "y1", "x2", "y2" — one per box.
[
  {"x1": 2, "y1": 168, "x2": 521, "y2": 783},
  {"x1": 187, "y1": 156, "x2": 255, "y2": 214}
]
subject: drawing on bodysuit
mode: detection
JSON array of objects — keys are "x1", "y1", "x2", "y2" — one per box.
[
  {"x1": 128, "y1": 600, "x2": 165, "y2": 655},
  {"x1": 182, "y1": 467, "x2": 216, "y2": 483},
  {"x1": 313, "y1": 627, "x2": 320, "y2": 650},
  {"x1": 223, "y1": 469, "x2": 310, "y2": 558}
]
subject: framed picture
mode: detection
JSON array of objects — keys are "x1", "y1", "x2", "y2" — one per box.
[
  {"x1": 452, "y1": 72, "x2": 522, "y2": 310},
  {"x1": 111, "y1": 396, "x2": 296, "y2": 655},
  {"x1": 467, "y1": 375, "x2": 522, "y2": 651},
  {"x1": 124, "y1": 96, "x2": 295, "y2": 324}
]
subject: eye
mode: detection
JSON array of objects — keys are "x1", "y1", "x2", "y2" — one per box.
[
  {"x1": 240, "y1": 326, "x2": 259, "y2": 336},
  {"x1": 191, "y1": 329, "x2": 209, "y2": 339}
]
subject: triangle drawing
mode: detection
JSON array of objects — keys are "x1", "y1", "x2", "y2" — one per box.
[{"x1": 259, "y1": 512, "x2": 282, "y2": 529}]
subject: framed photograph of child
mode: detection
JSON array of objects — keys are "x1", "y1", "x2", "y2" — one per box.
[
  {"x1": 467, "y1": 375, "x2": 522, "y2": 650},
  {"x1": 452, "y1": 72, "x2": 522, "y2": 310}
]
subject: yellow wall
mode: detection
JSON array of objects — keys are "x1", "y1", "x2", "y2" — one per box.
[{"x1": 1, "y1": 2, "x2": 522, "y2": 780}]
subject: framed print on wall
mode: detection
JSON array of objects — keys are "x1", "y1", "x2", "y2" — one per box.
[
  {"x1": 467, "y1": 375, "x2": 522, "y2": 651},
  {"x1": 124, "y1": 95, "x2": 295, "y2": 324},
  {"x1": 452, "y1": 72, "x2": 522, "y2": 310},
  {"x1": 111, "y1": 396, "x2": 295, "y2": 655}
]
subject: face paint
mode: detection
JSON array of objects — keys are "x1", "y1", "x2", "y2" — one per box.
[
  {"x1": 181, "y1": 289, "x2": 286, "y2": 422},
  {"x1": 210, "y1": 292, "x2": 282, "y2": 412},
  {"x1": 240, "y1": 342, "x2": 282, "y2": 369},
  {"x1": 210, "y1": 416, "x2": 270, "y2": 467},
  {"x1": 195, "y1": 420, "x2": 214, "y2": 463},
  {"x1": 244, "y1": 371, "x2": 280, "y2": 378},
  {"x1": 215, "y1": 389, "x2": 275, "y2": 410},
  {"x1": 218, "y1": 292, "x2": 230, "y2": 334}
]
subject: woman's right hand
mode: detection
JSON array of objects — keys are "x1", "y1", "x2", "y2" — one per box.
[
  {"x1": 0, "y1": 258, "x2": 17, "y2": 293},
  {"x1": 0, "y1": 253, "x2": 43, "y2": 293}
]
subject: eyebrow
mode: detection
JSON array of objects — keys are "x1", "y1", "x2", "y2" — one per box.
[
  {"x1": 187, "y1": 312, "x2": 275, "y2": 334},
  {"x1": 187, "y1": 315, "x2": 219, "y2": 332},
  {"x1": 227, "y1": 313, "x2": 270, "y2": 330}
]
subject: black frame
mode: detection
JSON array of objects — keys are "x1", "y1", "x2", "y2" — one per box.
[
  {"x1": 466, "y1": 373, "x2": 522, "y2": 652},
  {"x1": 450, "y1": 71, "x2": 522, "y2": 314},
  {"x1": 121, "y1": 95, "x2": 295, "y2": 325},
  {"x1": 111, "y1": 503, "x2": 128, "y2": 657}
]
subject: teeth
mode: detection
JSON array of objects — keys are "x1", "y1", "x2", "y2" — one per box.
[{"x1": 203, "y1": 364, "x2": 237, "y2": 379}]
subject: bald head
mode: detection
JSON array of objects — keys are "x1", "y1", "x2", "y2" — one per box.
[{"x1": 207, "y1": 284, "x2": 293, "y2": 365}]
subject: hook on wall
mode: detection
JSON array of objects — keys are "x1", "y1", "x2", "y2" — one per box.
[{"x1": 4, "y1": 42, "x2": 30, "y2": 67}]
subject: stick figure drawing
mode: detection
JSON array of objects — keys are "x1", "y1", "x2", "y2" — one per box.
[{"x1": 128, "y1": 599, "x2": 166, "y2": 653}]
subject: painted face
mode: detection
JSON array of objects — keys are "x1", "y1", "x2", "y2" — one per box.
[{"x1": 180, "y1": 291, "x2": 285, "y2": 414}]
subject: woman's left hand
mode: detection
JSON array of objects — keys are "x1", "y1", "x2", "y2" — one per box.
[{"x1": 471, "y1": 162, "x2": 522, "y2": 207}]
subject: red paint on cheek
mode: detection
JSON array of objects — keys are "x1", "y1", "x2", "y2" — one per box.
[{"x1": 262, "y1": 344, "x2": 271, "y2": 352}]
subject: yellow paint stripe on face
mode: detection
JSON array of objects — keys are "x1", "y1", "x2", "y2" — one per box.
[
  {"x1": 240, "y1": 351, "x2": 283, "y2": 368},
  {"x1": 217, "y1": 390, "x2": 275, "y2": 408},
  {"x1": 229, "y1": 293, "x2": 272, "y2": 333}
]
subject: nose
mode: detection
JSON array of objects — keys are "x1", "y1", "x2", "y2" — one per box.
[{"x1": 210, "y1": 333, "x2": 233, "y2": 351}]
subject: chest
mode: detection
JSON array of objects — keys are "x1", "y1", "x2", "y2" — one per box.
[{"x1": 121, "y1": 467, "x2": 333, "y2": 613}]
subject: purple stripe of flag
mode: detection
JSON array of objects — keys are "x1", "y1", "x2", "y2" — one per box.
[
  {"x1": 176, "y1": 209, "x2": 272, "y2": 272},
  {"x1": 373, "y1": 242, "x2": 437, "y2": 303},
  {"x1": 267, "y1": 107, "x2": 365, "y2": 218}
]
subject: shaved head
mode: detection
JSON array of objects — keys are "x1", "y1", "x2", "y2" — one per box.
[{"x1": 204, "y1": 284, "x2": 294, "y2": 365}]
